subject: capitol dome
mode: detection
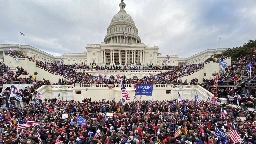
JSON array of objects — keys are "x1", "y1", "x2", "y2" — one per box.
[
  {"x1": 110, "y1": 10, "x2": 135, "y2": 25},
  {"x1": 104, "y1": 0, "x2": 141, "y2": 44}
]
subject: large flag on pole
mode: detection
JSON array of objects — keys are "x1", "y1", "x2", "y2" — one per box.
[
  {"x1": 246, "y1": 62, "x2": 252, "y2": 78},
  {"x1": 17, "y1": 121, "x2": 39, "y2": 130},
  {"x1": 121, "y1": 80, "x2": 130, "y2": 100},
  {"x1": 194, "y1": 92, "x2": 199, "y2": 103},
  {"x1": 230, "y1": 129, "x2": 242, "y2": 143}
]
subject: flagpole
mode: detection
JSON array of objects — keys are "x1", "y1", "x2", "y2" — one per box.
[
  {"x1": 219, "y1": 37, "x2": 221, "y2": 48},
  {"x1": 249, "y1": 66, "x2": 251, "y2": 78},
  {"x1": 19, "y1": 32, "x2": 20, "y2": 50}
]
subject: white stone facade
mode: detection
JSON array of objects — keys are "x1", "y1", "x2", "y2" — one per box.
[
  {"x1": 31, "y1": 84, "x2": 213, "y2": 102},
  {"x1": 0, "y1": 1, "x2": 227, "y2": 66}
]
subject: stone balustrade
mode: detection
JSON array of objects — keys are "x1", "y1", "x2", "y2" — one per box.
[
  {"x1": 75, "y1": 83, "x2": 200, "y2": 89},
  {"x1": 75, "y1": 69, "x2": 170, "y2": 73},
  {"x1": 1, "y1": 84, "x2": 214, "y2": 102}
]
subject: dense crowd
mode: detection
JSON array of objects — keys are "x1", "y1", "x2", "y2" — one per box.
[
  {"x1": 0, "y1": 62, "x2": 30, "y2": 84},
  {"x1": 0, "y1": 98, "x2": 255, "y2": 144},
  {"x1": 0, "y1": 49, "x2": 255, "y2": 143},
  {"x1": 201, "y1": 55, "x2": 256, "y2": 109}
]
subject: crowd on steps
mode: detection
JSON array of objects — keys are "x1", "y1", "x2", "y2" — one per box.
[
  {"x1": 201, "y1": 55, "x2": 256, "y2": 109},
  {"x1": 7, "y1": 49, "x2": 205, "y2": 84}
]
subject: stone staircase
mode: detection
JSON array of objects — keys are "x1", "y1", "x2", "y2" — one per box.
[
  {"x1": 9, "y1": 66, "x2": 17, "y2": 72},
  {"x1": 3, "y1": 55, "x2": 66, "y2": 82}
]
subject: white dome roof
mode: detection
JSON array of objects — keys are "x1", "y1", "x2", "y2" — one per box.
[
  {"x1": 110, "y1": 0, "x2": 135, "y2": 26},
  {"x1": 104, "y1": 0, "x2": 141, "y2": 44},
  {"x1": 110, "y1": 11, "x2": 135, "y2": 25}
]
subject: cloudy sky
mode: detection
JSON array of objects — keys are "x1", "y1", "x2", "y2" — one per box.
[{"x1": 0, "y1": 0, "x2": 255, "y2": 57}]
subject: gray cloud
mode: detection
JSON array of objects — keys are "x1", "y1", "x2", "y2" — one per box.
[{"x1": 0, "y1": 0, "x2": 255, "y2": 57}]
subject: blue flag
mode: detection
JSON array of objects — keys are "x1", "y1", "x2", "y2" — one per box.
[
  {"x1": 122, "y1": 98, "x2": 126, "y2": 103},
  {"x1": 246, "y1": 62, "x2": 251, "y2": 70},
  {"x1": 77, "y1": 116, "x2": 86, "y2": 126},
  {"x1": 183, "y1": 105, "x2": 187, "y2": 112},
  {"x1": 219, "y1": 60, "x2": 227, "y2": 68},
  {"x1": 194, "y1": 92, "x2": 199, "y2": 103},
  {"x1": 88, "y1": 131, "x2": 94, "y2": 137},
  {"x1": 215, "y1": 128, "x2": 228, "y2": 144}
]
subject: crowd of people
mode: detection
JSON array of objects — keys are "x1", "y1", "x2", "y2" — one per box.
[
  {"x1": 200, "y1": 55, "x2": 256, "y2": 109},
  {"x1": 0, "y1": 62, "x2": 30, "y2": 84},
  {"x1": 0, "y1": 49, "x2": 255, "y2": 143},
  {"x1": 0, "y1": 98, "x2": 255, "y2": 143},
  {"x1": 8, "y1": 49, "x2": 205, "y2": 85}
]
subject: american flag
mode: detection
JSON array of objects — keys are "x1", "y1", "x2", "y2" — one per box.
[
  {"x1": 123, "y1": 32, "x2": 128, "y2": 38},
  {"x1": 20, "y1": 32, "x2": 25, "y2": 36},
  {"x1": 168, "y1": 105, "x2": 171, "y2": 112},
  {"x1": 121, "y1": 80, "x2": 130, "y2": 100},
  {"x1": 211, "y1": 97, "x2": 216, "y2": 105},
  {"x1": 11, "y1": 85, "x2": 18, "y2": 93},
  {"x1": 221, "y1": 107, "x2": 227, "y2": 119},
  {"x1": 32, "y1": 55, "x2": 36, "y2": 61},
  {"x1": 230, "y1": 130, "x2": 242, "y2": 143},
  {"x1": 36, "y1": 92, "x2": 42, "y2": 98},
  {"x1": 9, "y1": 48, "x2": 14, "y2": 52},
  {"x1": 0, "y1": 77, "x2": 7, "y2": 83},
  {"x1": 17, "y1": 121, "x2": 39, "y2": 129},
  {"x1": 148, "y1": 107, "x2": 152, "y2": 112},
  {"x1": 56, "y1": 135, "x2": 63, "y2": 143},
  {"x1": 116, "y1": 74, "x2": 120, "y2": 80},
  {"x1": 174, "y1": 129, "x2": 181, "y2": 137},
  {"x1": 36, "y1": 132, "x2": 42, "y2": 143}
]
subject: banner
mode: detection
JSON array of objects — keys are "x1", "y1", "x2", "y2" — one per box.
[{"x1": 135, "y1": 84, "x2": 153, "y2": 96}]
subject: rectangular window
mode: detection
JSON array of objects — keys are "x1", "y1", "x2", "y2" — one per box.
[
  {"x1": 166, "y1": 90, "x2": 171, "y2": 94},
  {"x1": 75, "y1": 91, "x2": 81, "y2": 94}
]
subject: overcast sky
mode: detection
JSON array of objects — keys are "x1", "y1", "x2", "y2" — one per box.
[{"x1": 0, "y1": 0, "x2": 255, "y2": 57}]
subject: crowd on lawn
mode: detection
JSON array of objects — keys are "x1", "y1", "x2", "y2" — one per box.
[{"x1": 0, "y1": 98, "x2": 256, "y2": 144}]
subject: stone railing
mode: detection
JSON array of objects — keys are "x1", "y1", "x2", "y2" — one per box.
[
  {"x1": 196, "y1": 85, "x2": 214, "y2": 97},
  {"x1": 1, "y1": 84, "x2": 33, "y2": 95},
  {"x1": 75, "y1": 83, "x2": 203, "y2": 89},
  {"x1": 36, "y1": 85, "x2": 73, "y2": 94},
  {"x1": 75, "y1": 69, "x2": 171, "y2": 73}
]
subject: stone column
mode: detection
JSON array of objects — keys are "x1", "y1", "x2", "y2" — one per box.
[
  {"x1": 103, "y1": 50, "x2": 106, "y2": 64},
  {"x1": 143, "y1": 51, "x2": 145, "y2": 65},
  {"x1": 101, "y1": 50, "x2": 103, "y2": 64},
  {"x1": 119, "y1": 50, "x2": 121, "y2": 65},
  {"x1": 110, "y1": 50, "x2": 112, "y2": 64},
  {"x1": 134, "y1": 50, "x2": 136, "y2": 64},
  {"x1": 140, "y1": 50, "x2": 142, "y2": 65},
  {"x1": 112, "y1": 50, "x2": 114, "y2": 64},
  {"x1": 131, "y1": 50, "x2": 134, "y2": 64},
  {"x1": 125, "y1": 50, "x2": 127, "y2": 64}
]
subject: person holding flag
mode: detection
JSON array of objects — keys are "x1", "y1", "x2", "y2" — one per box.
[
  {"x1": 121, "y1": 76, "x2": 130, "y2": 103},
  {"x1": 194, "y1": 92, "x2": 199, "y2": 104},
  {"x1": 77, "y1": 115, "x2": 86, "y2": 126},
  {"x1": 246, "y1": 62, "x2": 252, "y2": 78}
]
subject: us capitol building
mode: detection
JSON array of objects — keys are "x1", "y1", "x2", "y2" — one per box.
[{"x1": 0, "y1": 0, "x2": 226, "y2": 66}]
